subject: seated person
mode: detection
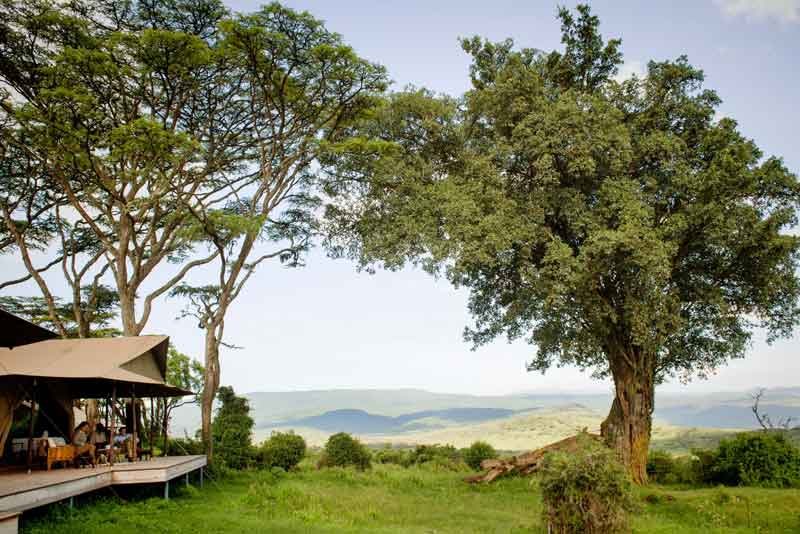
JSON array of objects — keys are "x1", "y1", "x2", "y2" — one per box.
[
  {"x1": 113, "y1": 426, "x2": 137, "y2": 460},
  {"x1": 72, "y1": 422, "x2": 96, "y2": 465},
  {"x1": 91, "y1": 423, "x2": 108, "y2": 447}
]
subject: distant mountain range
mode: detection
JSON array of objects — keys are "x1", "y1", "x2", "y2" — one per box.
[
  {"x1": 276, "y1": 407, "x2": 522, "y2": 434},
  {"x1": 170, "y1": 386, "x2": 800, "y2": 439}
]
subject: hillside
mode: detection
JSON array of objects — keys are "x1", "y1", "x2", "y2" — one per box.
[
  {"x1": 277, "y1": 407, "x2": 521, "y2": 434},
  {"x1": 170, "y1": 387, "x2": 800, "y2": 439},
  {"x1": 254, "y1": 403, "x2": 759, "y2": 453}
]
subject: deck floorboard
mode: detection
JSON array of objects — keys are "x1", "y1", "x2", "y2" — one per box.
[{"x1": 0, "y1": 455, "x2": 206, "y2": 513}]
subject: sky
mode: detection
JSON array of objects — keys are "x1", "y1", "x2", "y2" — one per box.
[{"x1": 2, "y1": 0, "x2": 799, "y2": 397}]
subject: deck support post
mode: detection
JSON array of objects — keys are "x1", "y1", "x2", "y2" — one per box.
[
  {"x1": 164, "y1": 480, "x2": 170, "y2": 500},
  {"x1": 185, "y1": 473, "x2": 189, "y2": 487},
  {"x1": 109, "y1": 383, "x2": 116, "y2": 466},
  {"x1": 199, "y1": 468, "x2": 203, "y2": 488},
  {"x1": 69, "y1": 496, "x2": 74, "y2": 509}
]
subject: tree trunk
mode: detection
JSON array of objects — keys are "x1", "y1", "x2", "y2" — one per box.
[
  {"x1": 162, "y1": 399, "x2": 169, "y2": 456},
  {"x1": 201, "y1": 328, "x2": 221, "y2": 462},
  {"x1": 601, "y1": 355, "x2": 654, "y2": 485},
  {"x1": 118, "y1": 288, "x2": 138, "y2": 337}
]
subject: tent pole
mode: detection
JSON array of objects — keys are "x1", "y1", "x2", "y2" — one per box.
[
  {"x1": 109, "y1": 383, "x2": 116, "y2": 466},
  {"x1": 131, "y1": 386, "x2": 137, "y2": 462},
  {"x1": 26, "y1": 380, "x2": 37, "y2": 470},
  {"x1": 149, "y1": 397, "x2": 155, "y2": 455}
]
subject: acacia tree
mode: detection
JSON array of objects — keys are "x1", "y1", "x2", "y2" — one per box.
[
  {"x1": 167, "y1": 3, "x2": 387, "y2": 457},
  {"x1": 0, "y1": 0, "x2": 248, "y2": 337},
  {"x1": 323, "y1": 5, "x2": 800, "y2": 483}
]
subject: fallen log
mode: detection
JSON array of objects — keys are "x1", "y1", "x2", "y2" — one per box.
[{"x1": 464, "y1": 433, "x2": 603, "y2": 483}]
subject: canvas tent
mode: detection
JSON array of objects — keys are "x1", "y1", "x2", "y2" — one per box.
[
  {"x1": 0, "y1": 309, "x2": 58, "y2": 349},
  {"x1": 0, "y1": 311, "x2": 191, "y2": 457}
]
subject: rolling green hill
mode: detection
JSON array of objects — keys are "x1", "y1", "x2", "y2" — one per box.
[{"x1": 171, "y1": 387, "x2": 800, "y2": 450}]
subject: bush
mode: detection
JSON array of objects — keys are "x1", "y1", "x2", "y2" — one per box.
[
  {"x1": 710, "y1": 431, "x2": 800, "y2": 488},
  {"x1": 407, "y1": 444, "x2": 460, "y2": 466},
  {"x1": 373, "y1": 446, "x2": 409, "y2": 466},
  {"x1": 258, "y1": 431, "x2": 306, "y2": 471},
  {"x1": 463, "y1": 441, "x2": 497, "y2": 471},
  {"x1": 646, "y1": 450, "x2": 698, "y2": 485},
  {"x1": 539, "y1": 433, "x2": 636, "y2": 534},
  {"x1": 318, "y1": 433, "x2": 371, "y2": 470}
]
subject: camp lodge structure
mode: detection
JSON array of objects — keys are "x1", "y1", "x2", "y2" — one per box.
[{"x1": 0, "y1": 309, "x2": 206, "y2": 532}]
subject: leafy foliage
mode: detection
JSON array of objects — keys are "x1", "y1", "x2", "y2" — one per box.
[
  {"x1": 646, "y1": 450, "x2": 701, "y2": 485},
  {"x1": 212, "y1": 386, "x2": 254, "y2": 469},
  {"x1": 258, "y1": 431, "x2": 306, "y2": 471},
  {"x1": 463, "y1": 441, "x2": 497, "y2": 470},
  {"x1": 540, "y1": 433, "x2": 636, "y2": 533},
  {"x1": 166, "y1": 437, "x2": 205, "y2": 456},
  {"x1": 0, "y1": 286, "x2": 120, "y2": 337},
  {"x1": 372, "y1": 446, "x2": 409, "y2": 466},
  {"x1": 710, "y1": 432, "x2": 800, "y2": 488},
  {"x1": 318, "y1": 432, "x2": 371, "y2": 470},
  {"x1": 322, "y1": 3, "x2": 800, "y2": 479}
]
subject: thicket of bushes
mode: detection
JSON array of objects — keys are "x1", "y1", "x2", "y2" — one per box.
[
  {"x1": 648, "y1": 431, "x2": 800, "y2": 488},
  {"x1": 372, "y1": 441, "x2": 496, "y2": 471}
]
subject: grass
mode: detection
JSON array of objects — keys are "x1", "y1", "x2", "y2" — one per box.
[{"x1": 21, "y1": 459, "x2": 800, "y2": 533}]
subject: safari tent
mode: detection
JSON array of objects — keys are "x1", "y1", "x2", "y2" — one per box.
[{"x1": 0, "y1": 309, "x2": 205, "y2": 532}]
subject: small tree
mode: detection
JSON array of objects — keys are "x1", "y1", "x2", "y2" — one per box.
[
  {"x1": 212, "y1": 386, "x2": 254, "y2": 469},
  {"x1": 319, "y1": 432, "x2": 371, "y2": 470},
  {"x1": 751, "y1": 388, "x2": 796, "y2": 431},
  {"x1": 258, "y1": 431, "x2": 306, "y2": 471}
]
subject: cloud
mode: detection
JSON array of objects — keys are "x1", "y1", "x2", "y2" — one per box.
[
  {"x1": 613, "y1": 60, "x2": 646, "y2": 82},
  {"x1": 714, "y1": 0, "x2": 800, "y2": 23}
]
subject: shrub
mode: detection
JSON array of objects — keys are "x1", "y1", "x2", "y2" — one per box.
[
  {"x1": 407, "y1": 444, "x2": 460, "y2": 466},
  {"x1": 373, "y1": 446, "x2": 409, "y2": 466},
  {"x1": 318, "y1": 433, "x2": 371, "y2": 470},
  {"x1": 539, "y1": 433, "x2": 636, "y2": 534},
  {"x1": 259, "y1": 431, "x2": 307, "y2": 471},
  {"x1": 463, "y1": 441, "x2": 497, "y2": 471},
  {"x1": 646, "y1": 450, "x2": 699, "y2": 485},
  {"x1": 166, "y1": 437, "x2": 205, "y2": 456},
  {"x1": 710, "y1": 431, "x2": 800, "y2": 488}
]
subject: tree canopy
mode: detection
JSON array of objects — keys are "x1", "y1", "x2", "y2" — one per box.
[{"x1": 323, "y1": 5, "x2": 800, "y2": 482}]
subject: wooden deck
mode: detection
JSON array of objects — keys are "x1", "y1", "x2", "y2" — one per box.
[{"x1": 0, "y1": 455, "x2": 206, "y2": 515}]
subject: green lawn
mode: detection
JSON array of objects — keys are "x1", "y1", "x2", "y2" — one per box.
[{"x1": 21, "y1": 462, "x2": 800, "y2": 533}]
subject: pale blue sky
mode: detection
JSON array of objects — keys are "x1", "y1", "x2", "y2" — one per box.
[{"x1": 2, "y1": 1, "x2": 798, "y2": 396}]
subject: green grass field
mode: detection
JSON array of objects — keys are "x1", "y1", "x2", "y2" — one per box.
[{"x1": 21, "y1": 460, "x2": 800, "y2": 533}]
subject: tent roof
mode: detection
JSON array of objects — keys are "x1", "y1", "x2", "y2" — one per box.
[
  {"x1": 0, "y1": 308, "x2": 58, "y2": 348},
  {"x1": 0, "y1": 336, "x2": 191, "y2": 398}
]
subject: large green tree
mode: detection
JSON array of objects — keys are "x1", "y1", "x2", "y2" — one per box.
[
  {"x1": 0, "y1": 0, "x2": 241, "y2": 336},
  {"x1": 323, "y1": 5, "x2": 800, "y2": 483},
  {"x1": 168, "y1": 3, "x2": 387, "y2": 458}
]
